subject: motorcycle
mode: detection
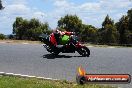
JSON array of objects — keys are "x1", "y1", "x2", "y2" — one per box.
[{"x1": 39, "y1": 33, "x2": 90, "y2": 57}]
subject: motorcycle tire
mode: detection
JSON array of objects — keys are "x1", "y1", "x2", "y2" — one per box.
[{"x1": 77, "y1": 47, "x2": 90, "y2": 57}]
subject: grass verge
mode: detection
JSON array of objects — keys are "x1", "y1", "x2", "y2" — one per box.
[
  {"x1": 0, "y1": 75, "x2": 116, "y2": 88},
  {"x1": 0, "y1": 39, "x2": 42, "y2": 44},
  {"x1": 84, "y1": 43, "x2": 132, "y2": 48}
]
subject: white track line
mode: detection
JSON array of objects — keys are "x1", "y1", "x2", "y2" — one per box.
[{"x1": 0, "y1": 72, "x2": 59, "y2": 81}]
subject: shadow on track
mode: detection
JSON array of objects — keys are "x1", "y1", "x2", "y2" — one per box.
[{"x1": 43, "y1": 54, "x2": 83, "y2": 59}]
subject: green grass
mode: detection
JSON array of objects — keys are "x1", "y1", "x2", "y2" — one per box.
[{"x1": 0, "y1": 75, "x2": 116, "y2": 88}]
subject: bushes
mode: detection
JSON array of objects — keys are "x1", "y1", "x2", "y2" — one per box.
[
  {"x1": 13, "y1": 17, "x2": 51, "y2": 40},
  {"x1": 0, "y1": 33, "x2": 6, "y2": 40}
]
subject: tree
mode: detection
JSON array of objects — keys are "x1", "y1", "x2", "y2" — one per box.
[
  {"x1": 13, "y1": 17, "x2": 50, "y2": 40},
  {"x1": 115, "y1": 8, "x2": 132, "y2": 44},
  {"x1": 102, "y1": 15, "x2": 114, "y2": 29},
  {"x1": 99, "y1": 15, "x2": 118, "y2": 44},
  {"x1": 116, "y1": 16, "x2": 129, "y2": 44},
  {"x1": 40, "y1": 22, "x2": 50, "y2": 34},
  {"x1": 81, "y1": 24, "x2": 97, "y2": 43},
  {"x1": 128, "y1": 8, "x2": 132, "y2": 32},
  {"x1": 13, "y1": 17, "x2": 25, "y2": 40},
  {"x1": 0, "y1": 0, "x2": 4, "y2": 10},
  {"x1": 102, "y1": 24, "x2": 118, "y2": 44},
  {"x1": 58, "y1": 14, "x2": 83, "y2": 33},
  {"x1": 127, "y1": 9, "x2": 132, "y2": 44},
  {"x1": 0, "y1": 33, "x2": 6, "y2": 40}
]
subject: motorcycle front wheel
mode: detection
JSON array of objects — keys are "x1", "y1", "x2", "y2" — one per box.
[{"x1": 77, "y1": 47, "x2": 90, "y2": 57}]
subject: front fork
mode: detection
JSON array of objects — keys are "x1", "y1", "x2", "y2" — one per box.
[
  {"x1": 43, "y1": 44, "x2": 47, "y2": 49},
  {"x1": 43, "y1": 44, "x2": 51, "y2": 52}
]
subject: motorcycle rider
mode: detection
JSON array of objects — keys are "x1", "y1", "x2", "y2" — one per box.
[
  {"x1": 53, "y1": 29, "x2": 75, "y2": 45},
  {"x1": 41, "y1": 29, "x2": 90, "y2": 56}
]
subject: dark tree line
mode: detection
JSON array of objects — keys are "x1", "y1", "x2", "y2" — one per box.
[
  {"x1": 98, "y1": 15, "x2": 119, "y2": 44},
  {"x1": 0, "y1": 33, "x2": 5, "y2": 39},
  {"x1": 58, "y1": 15, "x2": 83, "y2": 33},
  {"x1": 9, "y1": 8, "x2": 132, "y2": 45},
  {"x1": 57, "y1": 14, "x2": 98, "y2": 43},
  {"x1": 0, "y1": 0, "x2": 131, "y2": 45},
  {"x1": 0, "y1": 0, "x2": 4, "y2": 10},
  {"x1": 57, "y1": 9, "x2": 132, "y2": 45},
  {"x1": 13, "y1": 17, "x2": 51, "y2": 40},
  {"x1": 57, "y1": 14, "x2": 119, "y2": 44},
  {"x1": 116, "y1": 9, "x2": 132, "y2": 44}
]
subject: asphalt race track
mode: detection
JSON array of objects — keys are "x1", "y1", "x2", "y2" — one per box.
[{"x1": 0, "y1": 43, "x2": 132, "y2": 88}]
